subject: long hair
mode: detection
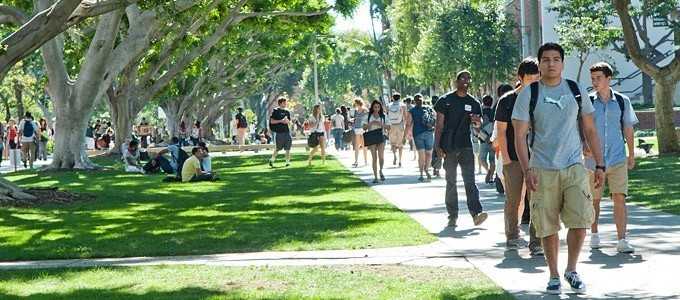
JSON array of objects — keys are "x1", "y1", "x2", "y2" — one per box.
[
  {"x1": 368, "y1": 100, "x2": 384, "y2": 122},
  {"x1": 312, "y1": 104, "x2": 322, "y2": 119}
]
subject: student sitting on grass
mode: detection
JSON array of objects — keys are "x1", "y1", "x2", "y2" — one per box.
[
  {"x1": 198, "y1": 142, "x2": 212, "y2": 173},
  {"x1": 181, "y1": 147, "x2": 216, "y2": 182},
  {"x1": 123, "y1": 140, "x2": 143, "y2": 173}
]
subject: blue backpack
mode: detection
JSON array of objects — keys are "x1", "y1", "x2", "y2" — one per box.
[{"x1": 22, "y1": 120, "x2": 35, "y2": 138}]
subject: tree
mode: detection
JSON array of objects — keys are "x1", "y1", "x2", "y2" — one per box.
[
  {"x1": 0, "y1": 0, "x2": 140, "y2": 82},
  {"x1": 555, "y1": 16, "x2": 621, "y2": 83},
  {"x1": 413, "y1": 2, "x2": 518, "y2": 92},
  {"x1": 614, "y1": 0, "x2": 680, "y2": 154}
]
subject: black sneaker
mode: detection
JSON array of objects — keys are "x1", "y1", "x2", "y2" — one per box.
[
  {"x1": 546, "y1": 277, "x2": 561, "y2": 295},
  {"x1": 564, "y1": 271, "x2": 586, "y2": 294}
]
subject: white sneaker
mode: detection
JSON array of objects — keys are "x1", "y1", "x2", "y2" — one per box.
[
  {"x1": 590, "y1": 233, "x2": 601, "y2": 249},
  {"x1": 617, "y1": 239, "x2": 635, "y2": 253}
]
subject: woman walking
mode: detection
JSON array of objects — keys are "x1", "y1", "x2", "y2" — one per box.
[
  {"x1": 38, "y1": 118, "x2": 50, "y2": 161},
  {"x1": 307, "y1": 104, "x2": 327, "y2": 166},
  {"x1": 351, "y1": 98, "x2": 368, "y2": 167},
  {"x1": 365, "y1": 100, "x2": 388, "y2": 183}
]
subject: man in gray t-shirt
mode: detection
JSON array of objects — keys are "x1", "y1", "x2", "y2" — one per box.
[{"x1": 512, "y1": 43, "x2": 605, "y2": 296}]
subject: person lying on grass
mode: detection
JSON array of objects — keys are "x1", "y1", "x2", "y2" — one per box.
[{"x1": 181, "y1": 147, "x2": 217, "y2": 182}]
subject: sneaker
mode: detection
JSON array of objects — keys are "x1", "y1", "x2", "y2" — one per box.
[
  {"x1": 473, "y1": 212, "x2": 488, "y2": 226},
  {"x1": 564, "y1": 271, "x2": 586, "y2": 294},
  {"x1": 617, "y1": 239, "x2": 635, "y2": 254},
  {"x1": 506, "y1": 238, "x2": 528, "y2": 249},
  {"x1": 546, "y1": 277, "x2": 561, "y2": 295},
  {"x1": 447, "y1": 219, "x2": 457, "y2": 228},
  {"x1": 418, "y1": 176, "x2": 425, "y2": 182},
  {"x1": 590, "y1": 233, "x2": 601, "y2": 249},
  {"x1": 380, "y1": 172, "x2": 385, "y2": 181},
  {"x1": 529, "y1": 242, "x2": 544, "y2": 256},
  {"x1": 393, "y1": 157, "x2": 397, "y2": 165}
]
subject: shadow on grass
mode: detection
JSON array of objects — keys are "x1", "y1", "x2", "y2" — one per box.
[
  {"x1": 627, "y1": 156, "x2": 680, "y2": 215},
  {"x1": 0, "y1": 155, "x2": 430, "y2": 261}
]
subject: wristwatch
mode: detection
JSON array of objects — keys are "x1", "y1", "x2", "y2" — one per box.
[{"x1": 596, "y1": 165, "x2": 606, "y2": 172}]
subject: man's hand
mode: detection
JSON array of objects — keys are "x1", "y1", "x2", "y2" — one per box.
[
  {"x1": 282, "y1": 117, "x2": 290, "y2": 125},
  {"x1": 470, "y1": 114, "x2": 481, "y2": 128},
  {"x1": 627, "y1": 155, "x2": 635, "y2": 170},
  {"x1": 525, "y1": 168, "x2": 538, "y2": 192},
  {"x1": 436, "y1": 147, "x2": 446, "y2": 159},
  {"x1": 593, "y1": 169, "x2": 605, "y2": 189}
]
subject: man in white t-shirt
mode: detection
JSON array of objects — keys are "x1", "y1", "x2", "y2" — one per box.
[
  {"x1": 17, "y1": 112, "x2": 40, "y2": 169},
  {"x1": 331, "y1": 108, "x2": 345, "y2": 151},
  {"x1": 387, "y1": 93, "x2": 407, "y2": 167}
]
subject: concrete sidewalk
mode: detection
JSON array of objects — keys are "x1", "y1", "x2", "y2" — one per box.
[
  {"x1": 0, "y1": 243, "x2": 473, "y2": 270},
  {"x1": 335, "y1": 148, "x2": 680, "y2": 300}
]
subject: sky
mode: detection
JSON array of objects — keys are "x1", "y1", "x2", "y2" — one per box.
[{"x1": 332, "y1": 0, "x2": 377, "y2": 34}]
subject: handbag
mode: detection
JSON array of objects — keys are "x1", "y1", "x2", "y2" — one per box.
[
  {"x1": 342, "y1": 130, "x2": 353, "y2": 143},
  {"x1": 363, "y1": 129, "x2": 384, "y2": 146},
  {"x1": 307, "y1": 133, "x2": 320, "y2": 148}
]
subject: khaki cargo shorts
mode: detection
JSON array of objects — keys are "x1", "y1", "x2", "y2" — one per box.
[
  {"x1": 389, "y1": 126, "x2": 405, "y2": 148},
  {"x1": 531, "y1": 164, "x2": 595, "y2": 238},
  {"x1": 589, "y1": 162, "x2": 628, "y2": 199}
]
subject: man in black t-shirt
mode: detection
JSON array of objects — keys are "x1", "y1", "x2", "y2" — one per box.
[
  {"x1": 494, "y1": 57, "x2": 542, "y2": 255},
  {"x1": 269, "y1": 97, "x2": 292, "y2": 167},
  {"x1": 434, "y1": 70, "x2": 488, "y2": 228}
]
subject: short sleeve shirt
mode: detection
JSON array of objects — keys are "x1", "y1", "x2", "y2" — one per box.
[
  {"x1": 17, "y1": 119, "x2": 38, "y2": 143},
  {"x1": 495, "y1": 92, "x2": 519, "y2": 161},
  {"x1": 181, "y1": 155, "x2": 202, "y2": 182},
  {"x1": 512, "y1": 79, "x2": 595, "y2": 170},
  {"x1": 409, "y1": 106, "x2": 433, "y2": 137},
  {"x1": 587, "y1": 90, "x2": 639, "y2": 168},
  {"x1": 434, "y1": 92, "x2": 482, "y2": 151},
  {"x1": 270, "y1": 108, "x2": 291, "y2": 133}
]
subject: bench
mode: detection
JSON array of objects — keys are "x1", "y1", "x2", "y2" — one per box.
[{"x1": 637, "y1": 139, "x2": 653, "y2": 154}]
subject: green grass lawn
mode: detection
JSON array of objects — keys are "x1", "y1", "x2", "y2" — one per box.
[
  {"x1": 0, "y1": 265, "x2": 512, "y2": 300},
  {"x1": 0, "y1": 155, "x2": 435, "y2": 261},
  {"x1": 628, "y1": 155, "x2": 680, "y2": 214}
]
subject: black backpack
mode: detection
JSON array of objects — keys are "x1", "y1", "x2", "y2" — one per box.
[
  {"x1": 174, "y1": 148, "x2": 190, "y2": 178},
  {"x1": 422, "y1": 107, "x2": 436, "y2": 130},
  {"x1": 529, "y1": 79, "x2": 583, "y2": 148}
]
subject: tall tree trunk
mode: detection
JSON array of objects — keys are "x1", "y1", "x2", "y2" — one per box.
[
  {"x1": 109, "y1": 94, "x2": 133, "y2": 154},
  {"x1": 642, "y1": 73, "x2": 653, "y2": 105},
  {"x1": 13, "y1": 83, "x2": 24, "y2": 119},
  {"x1": 51, "y1": 102, "x2": 94, "y2": 168},
  {"x1": 653, "y1": 79, "x2": 680, "y2": 153},
  {"x1": 162, "y1": 102, "x2": 181, "y2": 138}
]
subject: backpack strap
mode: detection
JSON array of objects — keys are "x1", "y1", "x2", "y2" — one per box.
[
  {"x1": 613, "y1": 90, "x2": 626, "y2": 142},
  {"x1": 566, "y1": 79, "x2": 586, "y2": 144},
  {"x1": 529, "y1": 82, "x2": 539, "y2": 148}
]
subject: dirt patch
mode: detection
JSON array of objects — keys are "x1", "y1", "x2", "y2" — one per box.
[{"x1": 0, "y1": 188, "x2": 95, "y2": 207}]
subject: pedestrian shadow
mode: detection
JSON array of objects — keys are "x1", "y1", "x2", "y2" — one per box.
[
  {"x1": 582, "y1": 249, "x2": 645, "y2": 269},
  {"x1": 437, "y1": 227, "x2": 485, "y2": 238},
  {"x1": 494, "y1": 249, "x2": 545, "y2": 274},
  {"x1": 513, "y1": 290, "x2": 680, "y2": 300}
]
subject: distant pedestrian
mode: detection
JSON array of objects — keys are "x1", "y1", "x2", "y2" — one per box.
[
  {"x1": 235, "y1": 108, "x2": 248, "y2": 146},
  {"x1": 387, "y1": 92, "x2": 407, "y2": 168},
  {"x1": 307, "y1": 104, "x2": 327, "y2": 166},
  {"x1": 406, "y1": 94, "x2": 435, "y2": 182},
  {"x1": 365, "y1": 100, "x2": 388, "y2": 183},
  {"x1": 269, "y1": 97, "x2": 293, "y2": 167},
  {"x1": 331, "y1": 108, "x2": 345, "y2": 151},
  {"x1": 18, "y1": 112, "x2": 40, "y2": 169},
  {"x1": 38, "y1": 118, "x2": 50, "y2": 161},
  {"x1": 190, "y1": 121, "x2": 202, "y2": 145},
  {"x1": 351, "y1": 98, "x2": 368, "y2": 168}
]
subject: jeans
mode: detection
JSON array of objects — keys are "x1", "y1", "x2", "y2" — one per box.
[
  {"x1": 332, "y1": 128, "x2": 344, "y2": 150},
  {"x1": 444, "y1": 148, "x2": 482, "y2": 220}
]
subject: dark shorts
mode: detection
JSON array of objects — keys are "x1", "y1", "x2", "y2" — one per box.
[{"x1": 275, "y1": 132, "x2": 292, "y2": 151}]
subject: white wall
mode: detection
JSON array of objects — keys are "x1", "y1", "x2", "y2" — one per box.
[{"x1": 540, "y1": 0, "x2": 680, "y2": 104}]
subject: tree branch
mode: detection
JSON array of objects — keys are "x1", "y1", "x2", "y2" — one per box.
[
  {"x1": 613, "y1": 0, "x2": 661, "y2": 77},
  {"x1": 236, "y1": 7, "x2": 331, "y2": 19},
  {"x1": 0, "y1": 5, "x2": 28, "y2": 25}
]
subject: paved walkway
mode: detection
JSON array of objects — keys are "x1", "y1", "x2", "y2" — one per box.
[{"x1": 335, "y1": 148, "x2": 680, "y2": 300}]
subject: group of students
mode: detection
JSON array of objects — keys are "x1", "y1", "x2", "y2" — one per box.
[
  {"x1": 459, "y1": 42, "x2": 636, "y2": 295},
  {"x1": 1, "y1": 112, "x2": 51, "y2": 170},
  {"x1": 122, "y1": 136, "x2": 217, "y2": 182}
]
